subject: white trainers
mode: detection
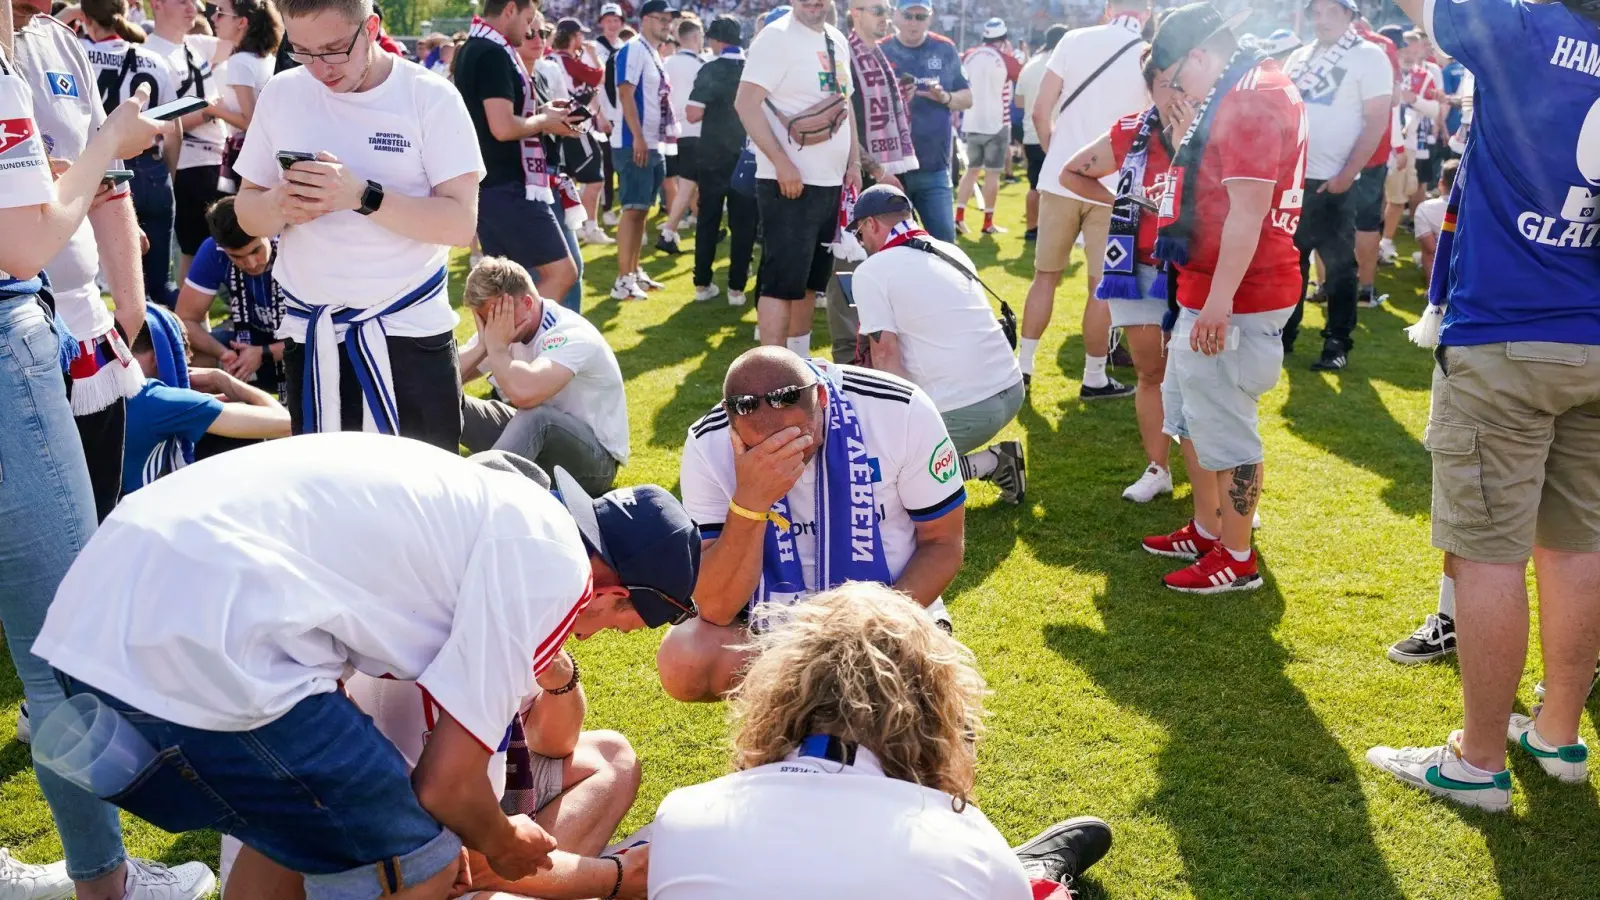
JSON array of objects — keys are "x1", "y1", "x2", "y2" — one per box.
[
  {"x1": 581, "y1": 223, "x2": 616, "y2": 245},
  {"x1": 635, "y1": 270, "x2": 664, "y2": 291},
  {"x1": 727, "y1": 289, "x2": 747, "y2": 307},
  {"x1": 1366, "y1": 731, "x2": 1512, "y2": 812},
  {"x1": 1122, "y1": 464, "x2": 1173, "y2": 503},
  {"x1": 610, "y1": 274, "x2": 646, "y2": 301},
  {"x1": 1379, "y1": 238, "x2": 1398, "y2": 265},
  {"x1": 694, "y1": 283, "x2": 720, "y2": 303},
  {"x1": 1508, "y1": 707, "x2": 1589, "y2": 784},
  {"x1": 121, "y1": 858, "x2": 216, "y2": 900},
  {"x1": 601, "y1": 209, "x2": 620, "y2": 227},
  {"x1": 0, "y1": 848, "x2": 72, "y2": 900},
  {"x1": 14, "y1": 701, "x2": 29, "y2": 745}
]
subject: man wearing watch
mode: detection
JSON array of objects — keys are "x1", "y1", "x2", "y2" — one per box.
[
  {"x1": 877, "y1": 0, "x2": 971, "y2": 242},
  {"x1": 232, "y1": 0, "x2": 485, "y2": 452}
]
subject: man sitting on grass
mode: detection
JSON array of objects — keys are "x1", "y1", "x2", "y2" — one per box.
[
  {"x1": 659, "y1": 346, "x2": 966, "y2": 702},
  {"x1": 458, "y1": 257, "x2": 630, "y2": 495}
]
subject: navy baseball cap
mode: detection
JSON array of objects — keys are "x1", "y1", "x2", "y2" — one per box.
[
  {"x1": 551, "y1": 467, "x2": 701, "y2": 628},
  {"x1": 556, "y1": 16, "x2": 590, "y2": 34},
  {"x1": 1150, "y1": 3, "x2": 1252, "y2": 71},
  {"x1": 847, "y1": 184, "x2": 915, "y2": 229},
  {"x1": 1378, "y1": 24, "x2": 1407, "y2": 48},
  {"x1": 705, "y1": 14, "x2": 742, "y2": 45},
  {"x1": 640, "y1": 0, "x2": 681, "y2": 17}
]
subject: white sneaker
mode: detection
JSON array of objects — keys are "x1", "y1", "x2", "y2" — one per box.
[
  {"x1": 1509, "y1": 707, "x2": 1589, "y2": 784},
  {"x1": 601, "y1": 209, "x2": 620, "y2": 227},
  {"x1": 581, "y1": 223, "x2": 616, "y2": 245},
  {"x1": 14, "y1": 701, "x2": 29, "y2": 745},
  {"x1": 1252, "y1": 511, "x2": 1262, "y2": 530},
  {"x1": 1412, "y1": 250, "x2": 1423, "y2": 267},
  {"x1": 1366, "y1": 731, "x2": 1512, "y2": 812},
  {"x1": 1378, "y1": 238, "x2": 1398, "y2": 265},
  {"x1": 635, "y1": 270, "x2": 664, "y2": 291},
  {"x1": 694, "y1": 283, "x2": 720, "y2": 303},
  {"x1": 121, "y1": 858, "x2": 216, "y2": 900},
  {"x1": 727, "y1": 289, "x2": 747, "y2": 307},
  {"x1": 682, "y1": 214, "x2": 697, "y2": 231},
  {"x1": 1121, "y1": 464, "x2": 1173, "y2": 503},
  {"x1": 610, "y1": 274, "x2": 646, "y2": 301},
  {"x1": 0, "y1": 848, "x2": 72, "y2": 900}
]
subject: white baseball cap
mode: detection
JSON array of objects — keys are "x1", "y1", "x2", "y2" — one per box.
[
  {"x1": 599, "y1": 2, "x2": 624, "y2": 19},
  {"x1": 982, "y1": 17, "x2": 1007, "y2": 39}
]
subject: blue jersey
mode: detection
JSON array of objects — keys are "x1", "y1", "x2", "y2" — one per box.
[
  {"x1": 879, "y1": 34, "x2": 969, "y2": 173},
  {"x1": 1440, "y1": 59, "x2": 1466, "y2": 134},
  {"x1": 1432, "y1": 0, "x2": 1600, "y2": 346},
  {"x1": 121, "y1": 379, "x2": 223, "y2": 494}
]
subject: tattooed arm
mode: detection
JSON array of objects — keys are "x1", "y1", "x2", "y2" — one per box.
[
  {"x1": 1058, "y1": 130, "x2": 1117, "y2": 206},
  {"x1": 865, "y1": 331, "x2": 911, "y2": 381}
]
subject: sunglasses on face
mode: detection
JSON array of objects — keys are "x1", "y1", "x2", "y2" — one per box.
[
  {"x1": 722, "y1": 381, "x2": 817, "y2": 416},
  {"x1": 900, "y1": 10, "x2": 929, "y2": 20},
  {"x1": 632, "y1": 585, "x2": 695, "y2": 625}
]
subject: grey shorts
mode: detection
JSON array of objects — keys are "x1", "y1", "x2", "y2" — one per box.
[
  {"x1": 1162, "y1": 306, "x2": 1293, "y2": 471},
  {"x1": 965, "y1": 130, "x2": 1009, "y2": 171},
  {"x1": 1108, "y1": 264, "x2": 1168, "y2": 329},
  {"x1": 941, "y1": 379, "x2": 1025, "y2": 455},
  {"x1": 501, "y1": 749, "x2": 567, "y2": 817}
]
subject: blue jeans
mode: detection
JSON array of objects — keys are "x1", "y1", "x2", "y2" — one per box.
[
  {"x1": 556, "y1": 204, "x2": 583, "y2": 314},
  {"x1": 0, "y1": 295, "x2": 125, "y2": 881},
  {"x1": 128, "y1": 152, "x2": 176, "y2": 308},
  {"x1": 900, "y1": 167, "x2": 956, "y2": 243}
]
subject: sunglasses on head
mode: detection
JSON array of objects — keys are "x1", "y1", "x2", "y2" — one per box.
[
  {"x1": 722, "y1": 381, "x2": 817, "y2": 416},
  {"x1": 631, "y1": 585, "x2": 695, "y2": 625},
  {"x1": 900, "y1": 9, "x2": 929, "y2": 19}
]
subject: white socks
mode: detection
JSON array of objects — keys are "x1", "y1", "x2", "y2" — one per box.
[
  {"x1": 786, "y1": 333, "x2": 812, "y2": 357},
  {"x1": 1083, "y1": 354, "x2": 1109, "y2": 389},
  {"x1": 960, "y1": 449, "x2": 999, "y2": 481},
  {"x1": 1438, "y1": 574, "x2": 1456, "y2": 619},
  {"x1": 1018, "y1": 337, "x2": 1040, "y2": 375},
  {"x1": 1225, "y1": 544, "x2": 1253, "y2": 562}
]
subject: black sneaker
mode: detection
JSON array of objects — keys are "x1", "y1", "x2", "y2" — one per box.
[
  {"x1": 991, "y1": 440, "x2": 1026, "y2": 505},
  {"x1": 655, "y1": 235, "x2": 683, "y2": 255},
  {"x1": 1024, "y1": 228, "x2": 1039, "y2": 242},
  {"x1": 1387, "y1": 613, "x2": 1456, "y2": 665},
  {"x1": 1109, "y1": 341, "x2": 1134, "y2": 369},
  {"x1": 1023, "y1": 372, "x2": 1032, "y2": 392},
  {"x1": 1310, "y1": 340, "x2": 1348, "y2": 371},
  {"x1": 1080, "y1": 377, "x2": 1135, "y2": 401},
  {"x1": 1015, "y1": 816, "x2": 1113, "y2": 885}
]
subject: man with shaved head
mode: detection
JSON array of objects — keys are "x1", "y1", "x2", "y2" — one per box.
[{"x1": 661, "y1": 347, "x2": 967, "y2": 703}]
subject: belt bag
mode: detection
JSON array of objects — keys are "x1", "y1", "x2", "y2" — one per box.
[{"x1": 766, "y1": 93, "x2": 847, "y2": 147}]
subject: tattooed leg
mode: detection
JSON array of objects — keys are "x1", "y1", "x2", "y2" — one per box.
[{"x1": 1221, "y1": 462, "x2": 1262, "y2": 552}]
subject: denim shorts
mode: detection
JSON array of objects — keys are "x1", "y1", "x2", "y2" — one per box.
[
  {"x1": 612, "y1": 145, "x2": 666, "y2": 210},
  {"x1": 1161, "y1": 306, "x2": 1293, "y2": 472},
  {"x1": 59, "y1": 677, "x2": 461, "y2": 900}
]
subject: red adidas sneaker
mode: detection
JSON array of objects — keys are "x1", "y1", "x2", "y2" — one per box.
[
  {"x1": 1142, "y1": 520, "x2": 1217, "y2": 560},
  {"x1": 1163, "y1": 546, "x2": 1264, "y2": 594}
]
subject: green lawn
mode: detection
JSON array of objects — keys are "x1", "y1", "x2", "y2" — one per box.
[{"x1": 5, "y1": 180, "x2": 1599, "y2": 899}]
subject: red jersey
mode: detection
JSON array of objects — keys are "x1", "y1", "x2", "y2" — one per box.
[
  {"x1": 1358, "y1": 24, "x2": 1400, "y2": 170},
  {"x1": 1171, "y1": 61, "x2": 1307, "y2": 315},
  {"x1": 1107, "y1": 111, "x2": 1174, "y2": 267}
]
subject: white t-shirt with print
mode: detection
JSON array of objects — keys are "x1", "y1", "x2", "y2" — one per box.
[
  {"x1": 609, "y1": 36, "x2": 675, "y2": 151},
  {"x1": 145, "y1": 33, "x2": 228, "y2": 169},
  {"x1": 663, "y1": 49, "x2": 703, "y2": 139},
  {"x1": 234, "y1": 61, "x2": 484, "y2": 340},
  {"x1": 34, "y1": 433, "x2": 593, "y2": 750},
  {"x1": 1284, "y1": 38, "x2": 1393, "y2": 182},
  {"x1": 1038, "y1": 15, "x2": 1148, "y2": 203},
  {"x1": 222, "y1": 50, "x2": 273, "y2": 116},
  {"x1": 0, "y1": 47, "x2": 54, "y2": 270},
  {"x1": 679, "y1": 361, "x2": 965, "y2": 605},
  {"x1": 739, "y1": 16, "x2": 852, "y2": 186},
  {"x1": 462, "y1": 300, "x2": 631, "y2": 465},
  {"x1": 1413, "y1": 196, "x2": 1446, "y2": 242},
  {"x1": 80, "y1": 34, "x2": 183, "y2": 111},
  {"x1": 853, "y1": 238, "x2": 1022, "y2": 413},
  {"x1": 963, "y1": 45, "x2": 1009, "y2": 137},
  {"x1": 16, "y1": 16, "x2": 114, "y2": 338},
  {"x1": 650, "y1": 747, "x2": 1031, "y2": 900},
  {"x1": 1016, "y1": 51, "x2": 1047, "y2": 146}
]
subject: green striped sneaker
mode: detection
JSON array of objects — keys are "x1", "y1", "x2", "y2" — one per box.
[
  {"x1": 1367, "y1": 730, "x2": 1513, "y2": 812},
  {"x1": 1508, "y1": 709, "x2": 1589, "y2": 784}
]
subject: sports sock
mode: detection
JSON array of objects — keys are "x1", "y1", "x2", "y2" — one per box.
[
  {"x1": 959, "y1": 449, "x2": 999, "y2": 481},
  {"x1": 1193, "y1": 519, "x2": 1219, "y2": 541},
  {"x1": 1018, "y1": 337, "x2": 1040, "y2": 375},
  {"x1": 786, "y1": 333, "x2": 812, "y2": 357},
  {"x1": 1225, "y1": 544, "x2": 1253, "y2": 562},
  {"x1": 983, "y1": 210, "x2": 995, "y2": 229},
  {"x1": 1083, "y1": 354, "x2": 1109, "y2": 389},
  {"x1": 1438, "y1": 574, "x2": 1456, "y2": 620}
]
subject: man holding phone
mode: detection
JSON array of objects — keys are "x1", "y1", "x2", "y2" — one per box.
[{"x1": 233, "y1": 0, "x2": 483, "y2": 451}]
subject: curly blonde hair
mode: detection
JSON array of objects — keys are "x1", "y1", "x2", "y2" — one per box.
[{"x1": 728, "y1": 583, "x2": 987, "y2": 810}]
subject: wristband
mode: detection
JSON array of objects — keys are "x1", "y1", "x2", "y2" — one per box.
[
  {"x1": 728, "y1": 500, "x2": 791, "y2": 531},
  {"x1": 547, "y1": 655, "x2": 581, "y2": 695},
  {"x1": 602, "y1": 855, "x2": 623, "y2": 900}
]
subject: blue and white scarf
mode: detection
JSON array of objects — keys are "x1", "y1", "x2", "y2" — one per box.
[
  {"x1": 0, "y1": 272, "x2": 82, "y2": 370},
  {"x1": 1098, "y1": 106, "x2": 1167, "y2": 302},
  {"x1": 282, "y1": 267, "x2": 447, "y2": 436},
  {"x1": 144, "y1": 301, "x2": 195, "y2": 471},
  {"x1": 757, "y1": 361, "x2": 891, "y2": 607}
]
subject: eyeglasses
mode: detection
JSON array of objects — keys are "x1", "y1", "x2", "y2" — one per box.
[
  {"x1": 722, "y1": 381, "x2": 817, "y2": 416},
  {"x1": 286, "y1": 19, "x2": 367, "y2": 65},
  {"x1": 212, "y1": 7, "x2": 240, "y2": 19},
  {"x1": 631, "y1": 585, "x2": 695, "y2": 625},
  {"x1": 899, "y1": 10, "x2": 929, "y2": 20}
]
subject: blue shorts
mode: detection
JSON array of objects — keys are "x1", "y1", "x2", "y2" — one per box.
[
  {"x1": 59, "y1": 676, "x2": 461, "y2": 900},
  {"x1": 477, "y1": 182, "x2": 573, "y2": 271},
  {"x1": 611, "y1": 145, "x2": 666, "y2": 210}
]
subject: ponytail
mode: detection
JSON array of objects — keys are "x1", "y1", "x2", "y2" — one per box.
[{"x1": 112, "y1": 13, "x2": 146, "y2": 42}]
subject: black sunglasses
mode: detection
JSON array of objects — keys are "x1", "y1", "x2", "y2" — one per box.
[
  {"x1": 632, "y1": 585, "x2": 695, "y2": 625},
  {"x1": 722, "y1": 381, "x2": 817, "y2": 416},
  {"x1": 900, "y1": 10, "x2": 929, "y2": 20}
]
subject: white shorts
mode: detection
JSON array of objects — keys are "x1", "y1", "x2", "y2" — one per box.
[
  {"x1": 1161, "y1": 306, "x2": 1293, "y2": 471},
  {"x1": 1108, "y1": 264, "x2": 1168, "y2": 329}
]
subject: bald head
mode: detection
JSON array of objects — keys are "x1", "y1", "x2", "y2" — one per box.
[
  {"x1": 724, "y1": 347, "x2": 816, "y2": 398},
  {"x1": 723, "y1": 347, "x2": 825, "y2": 462}
]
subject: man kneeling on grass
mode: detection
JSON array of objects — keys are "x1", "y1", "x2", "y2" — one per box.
[
  {"x1": 659, "y1": 346, "x2": 966, "y2": 702},
  {"x1": 649, "y1": 582, "x2": 1113, "y2": 898}
]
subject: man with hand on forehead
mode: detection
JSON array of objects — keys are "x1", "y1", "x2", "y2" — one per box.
[{"x1": 660, "y1": 347, "x2": 967, "y2": 703}]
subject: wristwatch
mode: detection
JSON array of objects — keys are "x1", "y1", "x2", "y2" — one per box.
[{"x1": 357, "y1": 180, "x2": 384, "y2": 216}]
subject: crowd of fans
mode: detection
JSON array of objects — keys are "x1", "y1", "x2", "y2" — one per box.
[{"x1": 2, "y1": 0, "x2": 1599, "y2": 894}]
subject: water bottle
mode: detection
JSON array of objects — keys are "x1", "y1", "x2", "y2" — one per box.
[{"x1": 32, "y1": 693, "x2": 159, "y2": 798}]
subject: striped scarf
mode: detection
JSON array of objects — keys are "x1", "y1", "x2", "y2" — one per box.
[
  {"x1": 470, "y1": 17, "x2": 553, "y2": 202},
  {"x1": 1098, "y1": 106, "x2": 1167, "y2": 302}
]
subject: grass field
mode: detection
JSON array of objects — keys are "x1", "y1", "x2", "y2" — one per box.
[{"x1": 4, "y1": 179, "x2": 1599, "y2": 899}]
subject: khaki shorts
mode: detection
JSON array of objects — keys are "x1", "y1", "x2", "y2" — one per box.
[
  {"x1": 1428, "y1": 341, "x2": 1600, "y2": 564},
  {"x1": 1385, "y1": 164, "x2": 1419, "y2": 206},
  {"x1": 1036, "y1": 192, "x2": 1112, "y2": 276}
]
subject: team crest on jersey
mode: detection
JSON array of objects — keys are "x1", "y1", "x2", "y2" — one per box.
[
  {"x1": 0, "y1": 118, "x2": 40, "y2": 157},
  {"x1": 928, "y1": 438, "x2": 956, "y2": 484},
  {"x1": 540, "y1": 333, "x2": 569, "y2": 352},
  {"x1": 46, "y1": 72, "x2": 79, "y2": 98}
]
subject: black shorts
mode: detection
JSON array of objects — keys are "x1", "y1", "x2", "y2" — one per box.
[
  {"x1": 284, "y1": 330, "x2": 462, "y2": 451},
  {"x1": 1025, "y1": 143, "x2": 1045, "y2": 191},
  {"x1": 1352, "y1": 163, "x2": 1387, "y2": 233},
  {"x1": 1010, "y1": 118, "x2": 1024, "y2": 145},
  {"x1": 477, "y1": 181, "x2": 573, "y2": 270},
  {"x1": 560, "y1": 135, "x2": 605, "y2": 183},
  {"x1": 1415, "y1": 155, "x2": 1442, "y2": 191},
  {"x1": 173, "y1": 164, "x2": 223, "y2": 256},
  {"x1": 666, "y1": 137, "x2": 699, "y2": 180},
  {"x1": 754, "y1": 180, "x2": 841, "y2": 301}
]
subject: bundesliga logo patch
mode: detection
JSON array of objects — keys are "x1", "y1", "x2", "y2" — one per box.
[{"x1": 0, "y1": 118, "x2": 39, "y2": 156}]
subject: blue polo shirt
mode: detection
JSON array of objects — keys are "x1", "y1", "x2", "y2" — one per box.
[
  {"x1": 878, "y1": 33, "x2": 969, "y2": 172},
  {"x1": 1430, "y1": 0, "x2": 1600, "y2": 346},
  {"x1": 121, "y1": 379, "x2": 223, "y2": 494}
]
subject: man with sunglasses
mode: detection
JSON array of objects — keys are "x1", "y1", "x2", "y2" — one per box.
[
  {"x1": 232, "y1": 0, "x2": 483, "y2": 452},
  {"x1": 33, "y1": 432, "x2": 701, "y2": 900},
  {"x1": 877, "y1": 0, "x2": 970, "y2": 243},
  {"x1": 661, "y1": 346, "x2": 966, "y2": 703}
]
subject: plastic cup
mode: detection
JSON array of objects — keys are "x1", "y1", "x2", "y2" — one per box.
[{"x1": 31, "y1": 693, "x2": 158, "y2": 798}]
